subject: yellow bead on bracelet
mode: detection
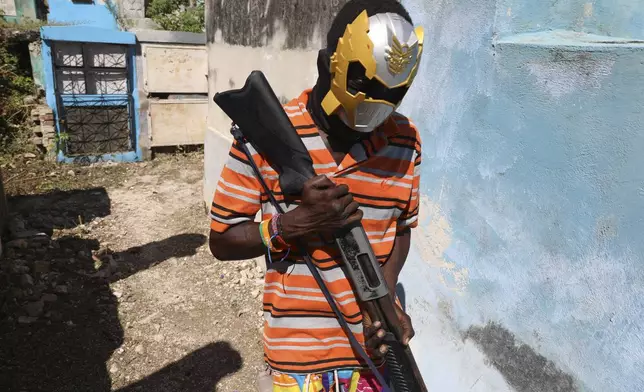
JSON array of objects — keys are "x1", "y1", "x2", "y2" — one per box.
[
  {"x1": 259, "y1": 219, "x2": 272, "y2": 249},
  {"x1": 260, "y1": 216, "x2": 291, "y2": 254}
]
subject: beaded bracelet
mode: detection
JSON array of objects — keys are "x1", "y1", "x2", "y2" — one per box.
[
  {"x1": 259, "y1": 216, "x2": 291, "y2": 264},
  {"x1": 260, "y1": 215, "x2": 290, "y2": 253},
  {"x1": 270, "y1": 214, "x2": 290, "y2": 250},
  {"x1": 270, "y1": 213, "x2": 280, "y2": 240}
]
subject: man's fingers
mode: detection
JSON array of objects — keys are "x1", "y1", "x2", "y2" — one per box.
[
  {"x1": 334, "y1": 193, "x2": 353, "y2": 210},
  {"x1": 342, "y1": 201, "x2": 360, "y2": 218},
  {"x1": 346, "y1": 209, "x2": 364, "y2": 225},
  {"x1": 308, "y1": 175, "x2": 335, "y2": 189},
  {"x1": 329, "y1": 195, "x2": 360, "y2": 223},
  {"x1": 364, "y1": 320, "x2": 379, "y2": 335},
  {"x1": 366, "y1": 331, "x2": 387, "y2": 361},
  {"x1": 327, "y1": 183, "x2": 350, "y2": 198},
  {"x1": 365, "y1": 328, "x2": 385, "y2": 347},
  {"x1": 364, "y1": 317, "x2": 387, "y2": 359}
]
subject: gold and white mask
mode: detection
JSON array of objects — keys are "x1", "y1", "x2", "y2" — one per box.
[{"x1": 322, "y1": 10, "x2": 424, "y2": 133}]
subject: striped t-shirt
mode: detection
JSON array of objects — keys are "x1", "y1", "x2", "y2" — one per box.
[{"x1": 210, "y1": 89, "x2": 421, "y2": 374}]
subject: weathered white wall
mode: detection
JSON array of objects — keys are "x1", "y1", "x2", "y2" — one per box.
[
  {"x1": 0, "y1": 0, "x2": 17, "y2": 16},
  {"x1": 116, "y1": 0, "x2": 144, "y2": 20},
  {"x1": 142, "y1": 44, "x2": 207, "y2": 94},
  {"x1": 149, "y1": 100, "x2": 207, "y2": 147},
  {"x1": 134, "y1": 30, "x2": 209, "y2": 156}
]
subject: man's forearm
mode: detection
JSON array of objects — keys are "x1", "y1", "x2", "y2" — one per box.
[
  {"x1": 209, "y1": 207, "x2": 310, "y2": 261},
  {"x1": 209, "y1": 222, "x2": 266, "y2": 261},
  {"x1": 383, "y1": 228, "x2": 411, "y2": 298}
]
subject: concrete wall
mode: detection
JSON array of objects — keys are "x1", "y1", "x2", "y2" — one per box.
[
  {"x1": 142, "y1": 43, "x2": 207, "y2": 94},
  {"x1": 116, "y1": 0, "x2": 144, "y2": 20},
  {"x1": 0, "y1": 0, "x2": 40, "y2": 21},
  {"x1": 207, "y1": 0, "x2": 344, "y2": 49},
  {"x1": 1, "y1": 0, "x2": 18, "y2": 17},
  {"x1": 396, "y1": 0, "x2": 644, "y2": 391},
  {"x1": 203, "y1": 0, "x2": 351, "y2": 209},
  {"x1": 148, "y1": 99, "x2": 208, "y2": 146},
  {"x1": 28, "y1": 40, "x2": 45, "y2": 90},
  {"x1": 134, "y1": 30, "x2": 208, "y2": 155}
]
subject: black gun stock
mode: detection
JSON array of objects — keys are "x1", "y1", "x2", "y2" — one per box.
[
  {"x1": 214, "y1": 71, "x2": 427, "y2": 392},
  {"x1": 213, "y1": 72, "x2": 314, "y2": 196}
]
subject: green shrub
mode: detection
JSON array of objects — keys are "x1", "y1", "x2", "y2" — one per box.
[
  {"x1": 147, "y1": 0, "x2": 205, "y2": 33},
  {"x1": 0, "y1": 35, "x2": 36, "y2": 154}
]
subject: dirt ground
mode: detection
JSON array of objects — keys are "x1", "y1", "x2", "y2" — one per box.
[{"x1": 0, "y1": 152, "x2": 265, "y2": 391}]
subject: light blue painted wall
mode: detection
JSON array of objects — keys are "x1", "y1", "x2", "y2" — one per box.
[
  {"x1": 41, "y1": 4, "x2": 141, "y2": 162},
  {"x1": 495, "y1": 0, "x2": 644, "y2": 39},
  {"x1": 398, "y1": 0, "x2": 644, "y2": 391},
  {"x1": 47, "y1": 0, "x2": 119, "y2": 29}
]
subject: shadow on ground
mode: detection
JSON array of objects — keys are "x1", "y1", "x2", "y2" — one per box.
[
  {"x1": 0, "y1": 188, "x2": 241, "y2": 391},
  {"x1": 117, "y1": 342, "x2": 243, "y2": 392},
  {"x1": 4, "y1": 187, "x2": 113, "y2": 236}
]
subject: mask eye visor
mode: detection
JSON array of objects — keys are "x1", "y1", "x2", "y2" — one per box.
[{"x1": 346, "y1": 61, "x2": 409, "y2": 105}]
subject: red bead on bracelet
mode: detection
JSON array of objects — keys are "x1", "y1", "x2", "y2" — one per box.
[{"x1": 270, "y1": 214, "x2": 290, "y2": 250}]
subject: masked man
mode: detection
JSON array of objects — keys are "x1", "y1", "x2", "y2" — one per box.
[{"x1": 209, "y1": 0, "x2": 423, "y2": 390}]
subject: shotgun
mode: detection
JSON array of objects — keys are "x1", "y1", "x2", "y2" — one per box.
[{"x1": 214, "y1": 71, "x2": 427, "y2": 392}]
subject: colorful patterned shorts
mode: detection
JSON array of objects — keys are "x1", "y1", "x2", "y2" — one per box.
[{"x1": 271, "y1": 368, "x2": 387, "y2": 392}]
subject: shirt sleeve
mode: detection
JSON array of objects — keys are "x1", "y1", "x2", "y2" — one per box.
[
  {"x1": 397, "y1": 145, "x2": 421, "y2": 231},
  {"x1": 210, "y1": 140, "x2": 263, "y2": 233}
]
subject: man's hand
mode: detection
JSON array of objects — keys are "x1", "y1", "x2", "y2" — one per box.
[
  {"x1": 280, "y1": 175, "x2": 363, "y2": 240},
  {"x1": 363, "y1": 303, "x2": 415, "y2": 359}
]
